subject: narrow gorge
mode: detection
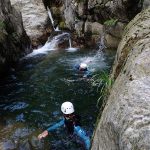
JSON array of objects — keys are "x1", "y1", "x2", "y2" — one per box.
[{"x1": 0, "y1": 0, "x2": 149, "y2": 150}]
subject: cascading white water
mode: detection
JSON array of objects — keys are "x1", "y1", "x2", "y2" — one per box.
[
  {"x1": 69, "y1": 37, "x2": 72, "y2": 48},
  {"x1": 98, "y1": 35, "x2": 107, "y2": 51},
  {"x1": 26, "y1": 32, "x2": 69, "y2": 57},
  {"x1": 47, "y1": 7, "x2": 60, "y2": 31},
  {"x1": 47, "y1": 7, "x2": 55, "y2": 30},
  {"x1": 66, "y1": 36, "x2": 78, "y2": 52}
]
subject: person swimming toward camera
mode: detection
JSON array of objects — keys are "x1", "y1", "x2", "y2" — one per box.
[
  {"x1": 74, "y1": 63, "x2": 92, "y2": 78},
  {"x1": 38, "y1": 101, "x2": 90, "y2": 150}
]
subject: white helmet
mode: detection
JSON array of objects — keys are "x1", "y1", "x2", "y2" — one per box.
[
  {"x1": 61, "y1": 101, "x2": 74, "y2": 114},
  {"x1": 80, "y1": 63, "x2": 87, "y2": 70}
]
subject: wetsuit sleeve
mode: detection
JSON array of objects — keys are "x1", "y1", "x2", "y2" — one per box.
[
  {"x1": 47, "y1": 119, "x2": 65, "y2": 132},
  {"x1": 74, "y1": 64, "x2": 80, "y2": 70},
  {"x1": 74, "y1": 126, "x2": 90, "y2": 150},
  {"x1": 83, "y1": 70, "x2": 92, "y2": 78}
]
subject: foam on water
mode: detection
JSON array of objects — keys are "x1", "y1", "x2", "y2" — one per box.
[
  {"x1": 66, "y1": 47, "x2": 78, "y2": 52},
  {"x1": 25, "y1": 33, "x2": 69, "y2": 57}
]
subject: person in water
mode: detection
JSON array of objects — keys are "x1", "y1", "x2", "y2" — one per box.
[
  {"x1": 38, "y1": 101, "x2": 90, "y2": 150},
  {"x1": 75, "y1": 63, "x2": 91, "y2": 78}
]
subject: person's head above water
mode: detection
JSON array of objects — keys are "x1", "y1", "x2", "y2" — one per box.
[
  {"x1": 79, "y1": 63, "x2": 87, "y2": 71},
  {"x1": 61, "y1": 101, "x2": 75, "y2": 115}
]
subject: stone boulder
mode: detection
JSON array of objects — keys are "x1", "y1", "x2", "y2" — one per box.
[
  {"x1": 91, "y1": 7, "x2": 150, "y2": 150},
  {"x1": 10, "y1": 0, "x2": 51, "y2": 47},
  {"x1": 104, "y1": 22, "x2": 126, "y2": 48},
  {"x1": 64, "y1": 0, "x2": 77, "y2": 29},
  {"x1": 84, "y1": 22, "x2": 103, "y2": 35},
  {"x1": 0, "y1": 0, "x2": 31, "y2": 74},
  {"x1": 104, "y1": 33, "x2": 120, "y2": 48},
  {"x1": 88, "y1": 0, "x2": 142, "y2": 22},
  {"x1": 143, "y1": 0, "x2": 150, "y2": 9}
]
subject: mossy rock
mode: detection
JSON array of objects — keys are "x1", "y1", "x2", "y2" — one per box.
[
  {"x1": 59, "y1": 21, "x2": 66, "y2": 29},
  {"x1": 51, "y1": 7, "x2": 61, "y2": 16}
]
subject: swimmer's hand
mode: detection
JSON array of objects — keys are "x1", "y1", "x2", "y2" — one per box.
[{"x1": 38, "y1": 130, "x2": 48, "y2": 140}]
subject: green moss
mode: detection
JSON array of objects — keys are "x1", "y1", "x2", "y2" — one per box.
[
  {"x1": 0, "y1": 21, "x2": 5, "y2": 30},
  {"x1": 52, "y1": 7, "x2": 61, "y2": 16},
  {"x1": 104, "y1": 19, "x2": 118, "y2": 26},
  {"x1": 59, "y1": 21, "x2": 66, "y2": 28}
]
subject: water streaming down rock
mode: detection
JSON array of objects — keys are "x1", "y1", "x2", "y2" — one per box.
[
  {"x1": 98, "y1": 35, "x2": 107, "y2": 51},
  {"x1": 66, "y1": 36, "x2": 78, "y2": 52},
  {"x1": 69, "y1": 37, "x2": 72, "y2": 48},
  {"x1": 25, "y1": 32, "x2": 69, "y2": 57},
  {"x1": 47, "y1": 7, "x2": 60, "y2": 31}
]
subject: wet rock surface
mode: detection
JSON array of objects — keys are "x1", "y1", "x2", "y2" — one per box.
[
  {"x1": 91, "y1": 7, "x2": 150, "y2": 150},
  {"x1": 0, "y1": 122, "x2": 45, "y2": 150},
  {"x1": 0, "y1": 0, "x2": 31, "y2": 75}
]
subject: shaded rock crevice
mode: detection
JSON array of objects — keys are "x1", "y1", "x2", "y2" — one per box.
[{"x1": 0, "y1": 0, "x2": 31, "y2": 75}]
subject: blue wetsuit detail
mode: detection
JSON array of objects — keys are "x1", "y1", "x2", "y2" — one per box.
[
  {"x1": 74, "y1": 64, "x2": 92, "y2": 78},
  {"x1": 47, "y1": 119, "x2": 64, "y2": 132},
  {"x1": 74, "y1": 64, "x2": 80, "y2": 70},
  {"x1": 46, "y1": 118, "x2": 90, "y2": 149},
  {"x1": 74, "y1": 126, "x2": 90, "y2": 150},
  {"x1": 83, "y1": 70, "x2": 92, "y2": 78}
]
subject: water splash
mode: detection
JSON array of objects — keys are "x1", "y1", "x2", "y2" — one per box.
[
  {"x1": 55, "y1": 26, "x2": 60, "y2": 31},
  {"x1": 66, "y1": 36, "x2": 78, "y2": 52},
  {"x1": 63, "y1": 50, "x2": 106, "y2": 73},
  {"x1": 25, "y1": 32, "x2": 69, "y2": 57}
]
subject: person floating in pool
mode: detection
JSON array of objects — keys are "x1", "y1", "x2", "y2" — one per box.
[
  {"x1": 74, "y1": 63, "x2": 92, "y2": 78},
  {"x1": 38, "y1": 101, "x2": 90, "y2": 150}
]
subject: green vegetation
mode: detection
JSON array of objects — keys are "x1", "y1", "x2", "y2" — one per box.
[
  {"x1": 104, "y1": 19, "x2": 118, "y2": 26},
  {"x1": 0, "y1": 21, "x2": 5, "y2": 30},
  {"x1": 91, "y1": 71, "x2": 114, "y2": 142},
  {"x1": 92, "y1": 71, "x2": 114, "y2": 108},
  {"x1": 59, "y1": 21, "x2": 66, "y2": 29}
]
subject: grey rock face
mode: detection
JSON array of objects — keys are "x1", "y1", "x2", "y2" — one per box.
[
  {"x1": 88, "y1": 0, "x2": 141, "y2": 22},
  {"x1": 143, "y1": 0, "x2": 150, "y2": 9},
  {"x1": 64, "y1": 0, "x2": 77, "y2": 29},
  {"x1": 84, "y1": 22, "x2": 103, "y2": 35},
  {"x1": 62, "y1": 0, "x2": 141, "y2": 48},
  {"x1": 91, "y1": 7, "x2": 150, "y2": 150},
  {"x1": 0, "y1": 0, "x2": 31, "y2": 74},
  {"x1": 104, "y1": 22, "x2": 126, "y2": 48},
  {"x1": 10, "y1": 0, "x2": 50, "y2": 46}
]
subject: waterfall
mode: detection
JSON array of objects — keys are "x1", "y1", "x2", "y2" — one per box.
[
  {"x1": 66, "y1": 36, "x2": 78, "y2": 52},
  {"x1": 47, "y1": 7, "x2": 57, "y2": 31},
  {"x1": 98, "y1": 35, "x2": 106, "y2": 51},
  {"x1": 25, "y1": 32, "x2": 69, "y2": 57},
  {"x1": 69, "y1": 37, "x2": 72, "y2": 48}
]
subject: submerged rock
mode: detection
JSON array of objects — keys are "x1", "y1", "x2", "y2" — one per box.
[
  {"x1": 0, "y1": 140, "x2": 16, "y2": 150},
  {"x1": 91, "y1": 7, "x2": 150, "y2": 150}
]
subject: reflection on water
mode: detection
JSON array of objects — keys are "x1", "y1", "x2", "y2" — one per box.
[{"x1": 0, "y1": 48, "x2": 115, "y2": 149}]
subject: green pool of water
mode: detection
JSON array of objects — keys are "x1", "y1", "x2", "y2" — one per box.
[{"x1": 0, "y1": 48, "x2": 115, "y2": 149}]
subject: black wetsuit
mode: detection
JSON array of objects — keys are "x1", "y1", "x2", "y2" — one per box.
[{"x1": 64, "y1": 114, "x2": 81, "y2": 134}]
